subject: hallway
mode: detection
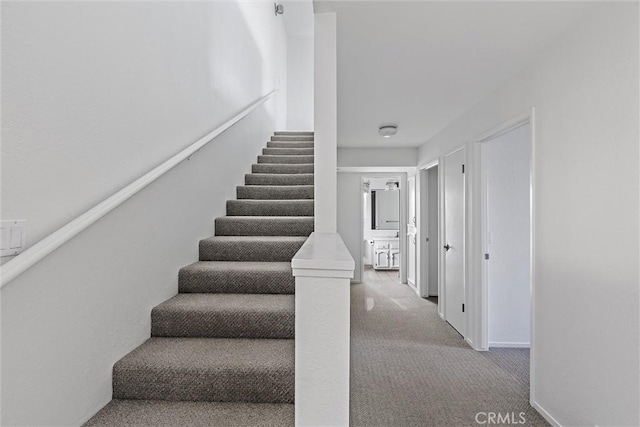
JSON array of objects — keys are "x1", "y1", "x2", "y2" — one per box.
[{"x1": 350, "y1": 268, "x2": 548, "y2": 426}]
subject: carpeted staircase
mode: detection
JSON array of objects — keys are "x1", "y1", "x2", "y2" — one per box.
[{"x1": 85, "y1": 131, "x2": 314, "y2": 426}]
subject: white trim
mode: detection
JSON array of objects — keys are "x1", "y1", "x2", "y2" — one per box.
[
  {"x1": 531, "y1": 400, "x2": 562, "y2": 427},
  {"x1": 417, "y1": 158, "x2": 439, "y2": 171},
  {"x1": 359, "y1": 172, "x2": 408, "y2": 285},
  {"x1": 472, "y1": 107, "x2": 538, "y2": 407},
  {"x1": 0, "y1": 90, "x2": 276, "y2": 288},
  {"x1": 417, "y1": 160, "x2": 440, "y2": 301},
  {"x1": 489, "y1": 342, "x2": 531, "y2": 348},
  {"x1": 476, "y1": 110, "x2": 533, "y2": 143},
  {"x1": 337, "y1": 166, "x2": 416, "y2": 173},
  {"x1": 471, "y1": 108, "x2": 534, "y2": 349}
]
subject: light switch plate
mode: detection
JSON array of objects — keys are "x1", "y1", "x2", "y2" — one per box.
[{"x1": 1, "y1": 220, "x2": 26, "y2": 257}]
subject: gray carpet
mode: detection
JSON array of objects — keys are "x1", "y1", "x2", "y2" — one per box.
[
  {"x1": 178, "y1": 261, "x2": 295, "y2": 294},
  {"x1": 84, "y1": 401, "x2": 294, "y2": 427},
  {"x1": 85, "y1": 132, "x2": 313, "y2": 426},
  {"x1": 350, "y1": 267, "x2": 549, "y2": 427}
]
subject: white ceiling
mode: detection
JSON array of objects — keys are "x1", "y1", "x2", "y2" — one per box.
[{"x1": 313, "y1": 1, "x2": 603, "y2": 148}]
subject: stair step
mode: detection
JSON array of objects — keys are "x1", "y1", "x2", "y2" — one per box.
[
  {"x1": 113, "y1": 338, "x2": 294, "y2": 403},
  {"x1": 262, "y1": 147, "x2": 314, "y2": 156},
  {"x1": 237, "y1": 185, "x2": 314, "y2": 200},
  {"x1": 151, "y1": 294, "x2": 294, "y2": 338},
  {"x1": 257, "y1": 155, "x2": 314, "y2": 164},
  {"x1": 215, "y1": 216, "x2": 313, "y2": 236},
  {"x1": 179, "y1": 261, "x2": 294, "y2": 294},
  {"x1": 267, "y1": 141, "x2": 314, "y2": 148},
  {"x1": 245, "y1": 173, "x2": 314, "y2": 186},
  {"x1": 199, "y1": 236, "x2": 307, "y2": 262},
  {"x1": 271, "y1": 135, "x2": 314, "y2": 142},
  {"x1": 84, "y1": 400, "x2": 294, "y2": 427},
  {"x1": 274, "y1": 131, "x2": 313, "y2": 136},
  {"x1": 227, "y1": 200, "x2": 313, "y2": 216},
  {"x1": 252, "y1": 163, "x2": 314, "y2": 174}
]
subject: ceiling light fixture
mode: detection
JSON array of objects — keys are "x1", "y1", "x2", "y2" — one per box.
[{"x1": 378, "y1": 125, "x2": 398, "y2": 138}]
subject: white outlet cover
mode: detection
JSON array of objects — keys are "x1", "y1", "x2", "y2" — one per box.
[{"x1": 1, "y1": 220, "x2": 26, "y2": 257}]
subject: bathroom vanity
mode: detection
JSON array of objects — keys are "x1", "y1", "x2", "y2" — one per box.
[{"x1": 373, "y1": 238, "x2": 400, "y2": 270}]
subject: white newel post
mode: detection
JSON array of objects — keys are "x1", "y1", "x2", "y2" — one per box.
[{"x1": 292, "y1": 232, "x2": 355, "y2": 426}]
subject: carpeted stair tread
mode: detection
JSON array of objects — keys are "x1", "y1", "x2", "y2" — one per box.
[
  {"x1": 262, "y1": 147, "x2": 314, "y2": 156},
  {"x1": 151, "y1": 294, "x2": 294, "y2": 338},
  {"x1": 271, "y1": 135, "x2": 314, "y2": 141},
  {"x1": 179, "y1": 261, "x2": 294, "y2": 294},
  {"x1": 215, "y1": 216, "x2": 313, "y2": 236},
  {"x1": 84, "y1": 400, "x2": 294, "y2": 427},
  {"x1": 113, "y1": 338, "x2": 294, "y2": 403},
  {"x1": 274, "y1": 131, "x2": 313, "y2": 136},
  {"x1": 237, "y1": 185, "x2": 314, "y2": 200},
  {"x1": 227, "y1": 199, "x2": 313, "y2": 216},
  {"x1": 267, "y1": 141, "x2": 314, "y2": 148},
  {"x1": 87, "y1": 131, "x2": 312, "y2": 425},
  {"x1": 252, "y1": 163, "x2": 314, "y2": 174},
  {"x1": 245, "y1": 173, "x2": 314, "y2": 186},
  {"x1": 199, "y1": 236, "x2": 307, "y2": 262},
  {"x1": 257, "y1": 155, "x2": 314, "y2": 164}
]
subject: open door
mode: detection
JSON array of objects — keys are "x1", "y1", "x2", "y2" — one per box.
[{"x1": 444, "y1": 148, "x2": 465, "y2": 336}]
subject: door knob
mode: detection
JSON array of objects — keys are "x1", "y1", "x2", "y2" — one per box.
[{"x1": 444, "y1": 244, "x2": 451, "y2": 251}]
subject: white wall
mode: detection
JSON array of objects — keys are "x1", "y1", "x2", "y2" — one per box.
[
  {"x1": 337, "y1": 174, "x2": 363, "y2": 282},
  {"x1": 338, "y1": 148, "x2": 418, "y2": 168},
  {"x1": 287, "y1": 35, "x2": 314, "y2": 130},
  {"x1": 485, "y1": 124, "x2": 530, "y2": 347},
  {"x1": 1, "y1": 2, "x2": 286, "y2": 425},
  {"x1": 417, "y1": 4, "x2": 638, "y2": 426},
  {"x1": 314, "y1": 13, "x2": 337, "y2": 233}
]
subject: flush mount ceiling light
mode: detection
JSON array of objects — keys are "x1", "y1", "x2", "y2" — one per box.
[{"x1": 378, "y1": 125, "x2": 398, "y2": 138}]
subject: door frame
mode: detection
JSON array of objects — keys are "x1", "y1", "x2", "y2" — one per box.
[
  {"x1": 406, "y1": 174, "x2": 417, "y2": 289},
  {"x1": 354, "y1": 170, "x2": 409, "y2": 283},
  {"x1": 472, "y1": 107, "x2": 536, "y2": 395},
  {"x1": 417, "y1": 159, "x2": 443, "y2": 317}
]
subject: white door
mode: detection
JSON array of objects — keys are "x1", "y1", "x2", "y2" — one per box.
[
  {"x1": 407, "y1": 176, "x2": 416, "y2": 286},
  {"x1": 444, "y1": 148, "x2": 465, "y2": 335}
]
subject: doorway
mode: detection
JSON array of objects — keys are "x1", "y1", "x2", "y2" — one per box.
[
  {"x1": 362, "y1": 176, "x2": 401, "y2": 281},
  {"x1": 418, "y1": 164, "x2": 439, "y2": 301},
  {"x1": 481, "y1": 123, "x2": 532, "y2": 348}
]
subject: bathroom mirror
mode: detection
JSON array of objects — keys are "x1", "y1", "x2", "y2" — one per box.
[{"x1": 371, "y1": 190, "x2": 399, "y2": 230}]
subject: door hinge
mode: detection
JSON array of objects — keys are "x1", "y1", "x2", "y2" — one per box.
[
  {"x1": 462, "y1": 164, "x2": 465, "y2": 173},
  {"x1": 484, "y1": 253, "x2": 489, "y2": 260},
  {"x1": 462, "y1": 303, "x2": 465, "y2": 312}
]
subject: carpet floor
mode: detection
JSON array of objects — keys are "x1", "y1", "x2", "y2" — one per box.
[{"x1": 350, "y1": 267, "x2": 549, "y2": 427}]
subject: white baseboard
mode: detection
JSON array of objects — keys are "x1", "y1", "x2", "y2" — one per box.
[
  {"x1": 531, "y1": 399, "x2": 561, "y2": 427},
  {"x1": 489, "y1": 341, "x2": 530, "y2": 348},
  {"x1": 465, "y1": 336, "x2": 474, "y2": 348}
]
